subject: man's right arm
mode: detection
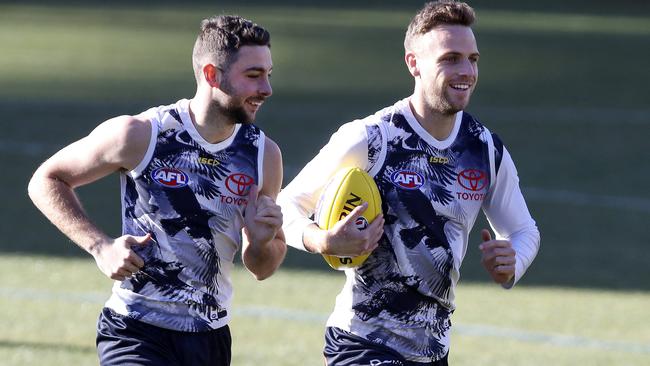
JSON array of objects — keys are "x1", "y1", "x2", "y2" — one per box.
[
  {"x1": 28, "y1": 115, "x2": 152, "y2": 280},
  {"x1": 277, "y1": 121, "x2": 383, "y2": 257}
]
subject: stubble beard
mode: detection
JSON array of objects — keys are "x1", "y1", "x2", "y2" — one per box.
[
  {"x1": 218, "y1": 100, "x2": 253, "y2": 125},
  {"x1": 218, "y1": 77, "x2": 255, "y2": 125},
  {"x1": 429, "y1": 87, "x2": 470, "y2": 116}
]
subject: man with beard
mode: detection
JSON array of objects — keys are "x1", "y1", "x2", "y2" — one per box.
[
  {"x1": 28, "y1": 15, "x2": 285, "y2": 365},
  {"x1": 277, "y1": 1, "x2": 540, "y2": 365}
]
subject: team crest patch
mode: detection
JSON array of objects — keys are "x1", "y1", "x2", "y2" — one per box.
[
  {"x1": 390, "y1": 170, "x2": 425, "y2": 190},
  {"x1": 151, "y1": 167, "x2": 189, "y2": 188}
]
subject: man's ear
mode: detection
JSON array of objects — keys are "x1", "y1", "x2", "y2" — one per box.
[
  {"x1": 405, "y1": 51, "x2": 420, "y2": 77},
  {"x1": 203, "y1": 64, "x2": 220, "y2": 88}
]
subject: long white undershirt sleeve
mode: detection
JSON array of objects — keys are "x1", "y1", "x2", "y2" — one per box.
[
  {"x1": 482, "y1": 147, "x2": 540, "y2": 288},
  {"x1": 277, "y1": 122, "x2": 369, "y2": 251}
]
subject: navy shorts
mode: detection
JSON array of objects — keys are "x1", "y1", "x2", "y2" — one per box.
[
  {"x1": 324, "y1": 327, "x2": 448, "y2": 366},
  {"x1": 96, "y1": 307, "x2": 231, "y2": 366}
]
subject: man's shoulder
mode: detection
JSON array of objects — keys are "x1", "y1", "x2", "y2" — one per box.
[
  {"x1": 262, "y1": 134, "x2": 281, "y2": 156},
  {"x1": 102, "y1": 114, "x2": 152, "y2": 141}
]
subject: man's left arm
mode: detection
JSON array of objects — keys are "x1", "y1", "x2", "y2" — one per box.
[
  {"x1": 481, "y1": 147, "x2": 540, "y2": 289},
  {"x1": 241, "y1": 137, "x2": 287, "y2": 280}
]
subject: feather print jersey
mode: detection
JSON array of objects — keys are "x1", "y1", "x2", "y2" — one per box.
[
  {"x1": 279, "y1": 98, "x2": 539, "y2": 362},
  {"x1": 330, "y1": 100, "x2": 496, "y2": 361},
  {"x1": 105, "y1": 99, "x2": 264, "y2": 332}
]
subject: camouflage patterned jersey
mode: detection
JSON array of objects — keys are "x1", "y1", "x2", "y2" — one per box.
[
  {"x1": 105, "y1": 99, "x2": 264, "y2": 332},
  {"x1": 278, "y1": 98, "x2": 539, "y2": 362}
]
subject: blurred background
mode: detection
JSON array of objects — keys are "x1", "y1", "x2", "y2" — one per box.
[
  {"x1": 1, "y1": 0, "x2": 649, "y2": 364},
  {"x1": 3, "y1": 0, "x2": 648, "y2": 288}
]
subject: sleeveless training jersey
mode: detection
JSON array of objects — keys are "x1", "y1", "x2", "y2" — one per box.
[
  {"x1": 105, "y1": 98, "x2": 265, "y2": 332},
  {"x1": 278, "y1": 98, "x2": 539, "y2": 362}
]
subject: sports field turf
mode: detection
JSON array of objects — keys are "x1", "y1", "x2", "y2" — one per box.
[
  {"x1": 1, "y1": 255, "x2": 649, "y2": 365},
  {"x1": 1, "y1": 1, "x2": 648, "y2": 365}
]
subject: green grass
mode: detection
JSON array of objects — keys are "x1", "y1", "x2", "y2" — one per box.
[{"x1": 1, "y1": 255, "x2": 649, "y2": 365}]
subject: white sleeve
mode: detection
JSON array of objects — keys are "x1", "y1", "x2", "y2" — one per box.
[
  {"x1": 277, "y1": 121, "x2": 369, "y2": 251},
  {"x1": 482, "y1": 147, "x2": 540, "y2": 288}
]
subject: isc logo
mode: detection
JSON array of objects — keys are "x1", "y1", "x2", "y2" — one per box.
[
  {"x1": 391, "y1": 170, "x2": 425, "y2": 190},
  {"x1": 151, "y1": 167, "x2": 189, "y2": 188}
]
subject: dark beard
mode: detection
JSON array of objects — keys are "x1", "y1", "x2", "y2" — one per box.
[
  {"x1": 218, "y1": 76, "x2": 254, "y2": 124},
  {"x1": 219, "y1": 102, "x2": 252, "y2": 125}
]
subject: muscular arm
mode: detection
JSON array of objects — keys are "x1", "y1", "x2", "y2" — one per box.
[
  {"x1": 241, "y1": 137, "x2": 287, "y2": 280},
  {"x1": 27, "y1": 115, "x2": 152, "y2": 280}
]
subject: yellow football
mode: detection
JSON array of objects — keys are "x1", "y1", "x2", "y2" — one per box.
[{"x1": 315, "y1": 167, "x2": 382, "y2": 270}]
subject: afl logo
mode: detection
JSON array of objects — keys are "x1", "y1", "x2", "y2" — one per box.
[
  {"x1": 151, "y1": 167, "x2": 189, "y2": 188},
  {"x1": 225, "y1": 173, "x2": 254, "y2": 196},
  {"x1": 457, "y1": 169, "x2": 487, "y2": 191},
  {"x1": 391, "y1": 170, "x2": 425, "y2": 190}
]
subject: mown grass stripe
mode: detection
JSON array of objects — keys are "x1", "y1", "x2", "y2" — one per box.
[{"x1": 2, "y1": 287, "x2": 648, "y2": 354}]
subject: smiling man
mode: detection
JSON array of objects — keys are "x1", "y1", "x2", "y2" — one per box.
[
  {"x1": 28, "y1": 15, "x2": 286, "y2": 366},
  {"x1": 278, "y1": 1, "x2": 540, "y2": 365}
]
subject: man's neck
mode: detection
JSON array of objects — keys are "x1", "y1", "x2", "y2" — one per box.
[
  {"x1": 408, "y1": 96, "x2": 457, "y2": 141},
  {"x1": 189, "y1": 94, "x2": 236, "y2": 144}
]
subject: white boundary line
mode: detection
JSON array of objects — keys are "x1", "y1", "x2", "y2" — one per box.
[{"x1": 1, "y1": 288, "x2": 649, "y2": 355}]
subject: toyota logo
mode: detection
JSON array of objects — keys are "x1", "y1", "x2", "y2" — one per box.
[
  {"x1": 225, "y1": 173, "x2": 254, "y2": 196},
  {"x1": 457, "y1": 169, "x2": 487, "y2": 191}
]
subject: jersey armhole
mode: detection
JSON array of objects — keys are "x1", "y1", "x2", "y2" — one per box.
[
  {"x1": 483, "y1": 130, "x2": 496, "y2": 192},
  {"x1": 257, "y1": 130, "x2": 266, "y2": 189},
  {"x1": 130, "y1": 118, "x2": 159, "y2": 178}
]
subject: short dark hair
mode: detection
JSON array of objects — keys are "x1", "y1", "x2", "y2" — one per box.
[
  {"x1": 404, "y1": 1, "x2": 475, "y2": 50},
  {"x1": 192, "y1": 15, "x2": 270, "y2": 82}
]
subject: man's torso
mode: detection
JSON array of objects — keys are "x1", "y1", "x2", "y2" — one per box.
[
  {"x1": 328, "y1": 98, "x2": 500, "y2": 362},
  {"x1": 106, "y1": 99, "x2": 264, "y2": 332}
]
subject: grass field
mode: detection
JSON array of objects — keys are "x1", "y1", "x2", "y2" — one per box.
[
  {"x1": 1, "y1": 1, "x2": 649, "y2": 365},
  {"x1": 1, "y1": 255, "x2": 649, "y2": 365}
]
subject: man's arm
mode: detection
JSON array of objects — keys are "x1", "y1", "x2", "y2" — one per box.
[
  {"x1": 277, "y1": 121, "x2": 383, "y2": 257},
  {"x1": 481, "y1": 147, "x2": 540, "y2": 288},
  {"x1": 27, "y1": 115, "x2": 153, "y2": 281},
  {"x1": 241, "y1": 137, "x2": 287, "y2": 281}
]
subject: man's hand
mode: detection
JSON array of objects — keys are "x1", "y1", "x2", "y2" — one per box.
[
  {"x1": 321, "y1": 202, "x2": 384, "y2": 257},
  {"x1": 479, "y1": 229, "x2": 516, "y2": 284},
  {"x1": 243, "y1": 185, "x2": 282, "y2": 246},
  {"x1": 93, "y1": 233, "x2": 150, "y2": 281}
]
